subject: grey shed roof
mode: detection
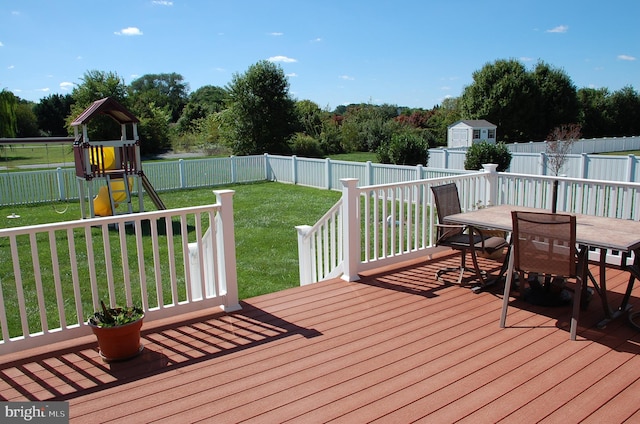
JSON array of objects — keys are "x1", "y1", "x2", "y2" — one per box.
[{"x1": 448, "y1": 119, "x2": 496, "y2": 128}]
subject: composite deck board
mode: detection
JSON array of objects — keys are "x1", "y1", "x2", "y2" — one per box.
[{"x1": 1, "y1": 253, "x2": 640, "y2": 423}]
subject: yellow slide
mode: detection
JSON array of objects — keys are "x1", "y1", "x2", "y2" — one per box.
[
  {"x1": 93, "y1": 179, "x2": 132, "y2": 216},
  {"x1": 90, "y1": 147, "x2": 131, "y2": 216}
]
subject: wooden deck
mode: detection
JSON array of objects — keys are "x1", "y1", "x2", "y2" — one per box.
[{"x1": 2, "y1": 252, "x2": 640, "y2": 423}]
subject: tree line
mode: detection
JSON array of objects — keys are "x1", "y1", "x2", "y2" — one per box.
[{"x1": 1, "y1": 58, "x2": 639, "y2": 165}]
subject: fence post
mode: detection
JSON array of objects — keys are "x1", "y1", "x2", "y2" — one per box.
[
  {"x1": 292, "y1": 155, "x2": 298, "y2": 185},
  {"x1": 443, "y1": 149, "x2": 449, "y2": 169},
  {"x1": 325, "y1": 158, "x2": 332, "y2": 190},
  {"x1": 580, "y1": 153, "x2": 588, "y2": 179},
  {"x1": 214, "y1": 189, "x2": 241, "y2": 312},
  {"x1": 366, "y1": 161, "x2": 373, "y2": 185},
  {"x1": 56, "y1": 167, "x2": 66, "y2": 200},
  {"x1": 341, "y1": 178, "x2": 361, "y2": 282},
  {"x1": 179, "y1": 159, "x2": 186, "y2": 189},
  {"x1": 416, "y1": 164, "x2": 423, "y2": 180},
  {"x1": 539, "y1": 152, "x2": 547, "y2": 175},
  {"x1": 263, "y1": 153, "x2": 271, "y2": 181},
  {"x1": 295, "y1": 225, "x2": 314, "y2": 285},
  {"x1": 230, "y1": 155, "x2": 237, "y2": 183},
  {"x1": 627, "y1": 155, "x2": 635, "y2": 182}
]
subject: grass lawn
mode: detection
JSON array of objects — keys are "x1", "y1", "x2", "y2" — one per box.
[
  {"x1": 0, "y1": 181, "x2": 342, "y2": 303},
  {"x1": 328, "y1": 152, "x2": 377, "y2": 162}
]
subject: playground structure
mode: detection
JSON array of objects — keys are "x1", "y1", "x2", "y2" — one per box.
[
  {"x1": 0, "y1": 97, "x2": 165, "y2": 218},
  {"x1": 71, "y1": 97, "x2": 165, "y2": 218}
]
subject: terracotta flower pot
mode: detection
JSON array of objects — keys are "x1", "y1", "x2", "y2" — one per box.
[{"x1": 88, "y1": 317, "x2": 144, "y2": 362}]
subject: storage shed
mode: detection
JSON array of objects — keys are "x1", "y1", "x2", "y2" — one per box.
[{"x1": 447, "y1": 120, "x2": 497, "y2": 148}]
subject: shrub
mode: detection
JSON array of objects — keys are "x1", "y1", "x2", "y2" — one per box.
[
  {"x1": 464, "y1": 141, "x2": 512, "y2": 171},
  {"x1": 290, "y1": 133, "x2": 325, "y2": 158},
  {"x1": 376, "y1": 130, "x2": 429, "y2": 166}
]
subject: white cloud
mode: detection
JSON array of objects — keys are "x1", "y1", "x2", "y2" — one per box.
[
  {"x1": 36, "y1": 88, "x2": 50, "y2": 93},
  {"x1": 546, "y1": 25, "x2": 568, "y2": 33},
  {"x1": 268, "y1": 55, "x2": 297, "y2": 63},
  {"x1": 286, "y1": 73, "x2": 298, "y2": 77},
  {"x1": 339, "y1": 75, "x2": 355, "y2": 81},
  {"x1": 114, "y1": 27, "x2": 143, "y2": 36},
  {"x1": 60, "y1": 82, "x2": 73, "y2": 91},
  {"x1": 269, "y1": 32, "x2": 283, "y2": 36},
  {"x1": 520, "y1": 56, "x2": 534, "y2": 62},
  {"x1": 440, "y1": 86, "x2": 450, "y2": 91},
  {"x1": 151, "y1": 0, "x2": 173, "y2": 5},
  {"x1": 618, "y1": 54, "x2": 636, "y2": 61},
  {"x1": 7, "y1": 65, "x2": 14, "y2": 69},
  {"x1": 311, "y1": 37, "x2": 322, "y2": 42},
  {"x1": 0, "y1": 41, "x2": 4, "y2": 47}
]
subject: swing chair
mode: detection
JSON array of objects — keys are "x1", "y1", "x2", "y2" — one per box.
[{"x1": 45, "y1": 143, "x2": 70, "y2": 215}]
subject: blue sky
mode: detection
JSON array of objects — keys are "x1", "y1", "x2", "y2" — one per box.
[{"x1": 1, "y1": 0, "x2": 638, "y2": 110}]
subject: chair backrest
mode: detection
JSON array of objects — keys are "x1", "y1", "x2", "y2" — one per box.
[
  {"x1": 511, "y1": 211, "x2": 577, "y2": 277},
  {"x1": 431, "y1": 183, "x2": 463, "y2": 238}
]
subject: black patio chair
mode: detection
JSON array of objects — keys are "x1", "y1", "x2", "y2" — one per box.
[{"x1": 431, "y1": 183, "x2": 508, "y2": 288}]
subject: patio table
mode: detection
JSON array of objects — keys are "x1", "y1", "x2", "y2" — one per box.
[{"x1": 446, "y1": 204, "x2": 640, "y2": 329}]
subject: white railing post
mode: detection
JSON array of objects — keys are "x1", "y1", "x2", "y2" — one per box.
[
  {"x1": 214, "y1": 189, "x2": 241, "y2": 312},
  {"x1": 482, "y1": 164, "x2": 499, "y2": 206},
  {"x1": 627, "y1": 155, "x2": 635, "y2": 182},
  {"x1": 295, "y1": 225, "x2": 314, "y2": 285},
  {"x1": 341, "y1": 178, "x2": 361, "y2": 282}
]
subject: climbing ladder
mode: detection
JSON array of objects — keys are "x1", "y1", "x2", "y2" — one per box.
[{"x1": 105, "y1": 173, "x2": 134, "y2": 216}]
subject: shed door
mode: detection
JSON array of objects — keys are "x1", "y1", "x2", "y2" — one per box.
[{"x1": 451, "y1": 129, "x2": 468, "y2": 147}]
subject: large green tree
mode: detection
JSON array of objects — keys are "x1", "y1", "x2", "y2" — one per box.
[
  {"x1": 606, "y1": 86, "x2": 640, "y2": 137},
  {"x1": 15, "y1": 100, "x2": 39, "y2": 137},
  {"x1": 0, "y1": 89, "x2": 18, "y2": 138},
  {"x1": 129, "y1": 73, "x2": 189, "y2": 122},
  {"x1": 460, "y1": 59, "x2": 538, "y2": 142},
  {"x1": 175, "y1": 85, "x2": 228, "y2": 135},
  {"x1": 295, "y1": 99, "x2": 325, "y2": 139},
  {"x1": 220, "y1": 60, "x2": 297, "y2": 155},
  {"x1": 577, "y1": 87, "x2": 611, "y2": 139},
  {"x1": 34, "y1": 93, "x2": 74, "y2": 136},
  {"x1": 531, "y1": 61, "x2": 579, "y2": 140},
  {"x1": 460, "y1": 59, "x2": 579, "y2": 142},
  {"x1": 427, "y1": 97, "x2": 462, "y2": 146}
]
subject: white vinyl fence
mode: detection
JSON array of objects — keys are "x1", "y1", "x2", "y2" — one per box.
[{"x1": 1, "y1": 135, "x2": 640, "y2": 209}]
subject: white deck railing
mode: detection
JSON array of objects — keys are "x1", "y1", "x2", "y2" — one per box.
[
  {"x1": 0, "y1": 190, "x2": 240, "y2": 355},
  {"x1": 297, "y1": 166, "x2": 640, "y2": 284}
]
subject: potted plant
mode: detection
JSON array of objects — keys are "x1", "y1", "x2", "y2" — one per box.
[{"x1": 87, "y1": 301, "x2": 144, "y2": 362}]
